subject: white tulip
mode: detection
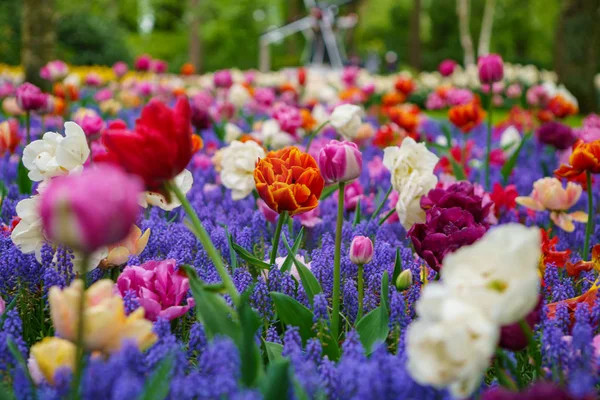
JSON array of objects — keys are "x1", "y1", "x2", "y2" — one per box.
[
  {"x1": 224, "y1": 123, "x2": 243, "y2": 143},
  {"x1": 500, "y1": 126, "x2": 522, "y2": 156},
  {"x1": 330, "y1": 104, "x2": 362, "y2": 139},
  {"x1": 228, "y1": 83, "x2": 251, "y2": 109},
  {"x1": 394, "y1": 173, "x2": 437, "y2": 230},
  {"x1": 139, "y1": 169, "x2": 194, "y2": 211},
  {"x1": 11, "y1": 196, "x2": 45, "y2": 261},
  {"x1": 220, "y1": 140, "x2": 266, "y2": 200}
]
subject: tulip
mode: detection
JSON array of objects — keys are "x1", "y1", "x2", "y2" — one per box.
[
  {"x1": 214, "y1": 69, "x2": 233, "y2": 89},
  {"x1": 100, "y1": 225, "x2": 150, "y2": 269},
  {"x1": 499, "y1": 297, "x2": 542, "y2": 351},
  {"x1": 477, "y1": 54, "x2": 504, "y2": 84},
  {"x1": 0, "y1": 296, "x2": 5, "y2": 316},
  {"x1": 330, "y1": 104, "x2": 362, "y2": 140},
  {"x1": 40, "y1": 60, "x2": 69, "y2": 82},
  {"x1": 438, "y1": 59, "x2": 457, "y2": 77},
  {"x1": 30, "y1": 337, "x2": 76, "y2": 385},
  {"x1": 272, "y1": 104, "x2": 302, "y2": 135},
  {"x1": 318, "y1": 140, "x2": 363, "y2": 184},
  {"x1": 349, "y1": 236, "x2": 374, "y2": 265},
  {"x1": 537, "y1": 122, "x2": 576, "y2": 150},
  {"x1": 16, "y1": 83, "x2": 47, "y2": 112},
  {"x1": 116, "y1": 259, "x2": 194, "y2": 321},
  {"x1": 448, "y1": 101, "x2": 485, "y2": 133},
  {"x1": 180, "y1": 63, "x2": 195, "y2": 76},
  {"x1": 112, "y1": 61, "x2": 129, "y2": 78},
  {"x1": 40, "y1": 164, "x2": 143, "y2": 254},
  {"x1": 0, "y1": 118, "x2": 19, "y2": 156},
  {"x1": 151, "y1": 59, "x2": 168, "y2": 74},
  {"x1": 49, "y1": 279, "x2": 157, "y2": 353},
  {"x1": 134, "y1": 54, "x2": 152, "y2": 71},
  {"x1": 395, "y1": 269, "x2": 413, "y2": 291},
  {"x1": 102, "y1": 97, "x2": 193, "y2": 191}
]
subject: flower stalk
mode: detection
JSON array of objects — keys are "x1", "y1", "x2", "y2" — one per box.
[
  {"x1": 484, "y1": 95, "x2": 493, "y2": 191},
  {"x1": 271, "y1": 211, "x2": 288, "y2": 265},
  {"x1": 71, "y1": 256, "x2": 89, "y2": 400},
  {"x1": 331, "y1": 181, "x2": 346, "y2": 339},
  {"x1": 583, "y1": 171, "x2": 594, "y2": 260}
]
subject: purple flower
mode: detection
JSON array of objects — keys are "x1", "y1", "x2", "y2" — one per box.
[
  {"x1": 214, "y1": 69, "x2": 233, "y2": 89},
  {"x1": 537, "y1": 122, "x2": 577, "y2": 150},
  {"x1": 499, "y1": 296, "x2": 543, "y2": 351},
  {"x1": 15, "y1": 83, "x2": 47, "y2": 112},
  {"x1": 438, "y1": 59, "x2": 457, "y2": 77},
  {"x1": 478, "y1": 54, "x2": 504, "y2": 84},
  {"x1": 421, "y1": 181, "x2": 492, "y2": 225},
  {"x1": 482, "y1": 382, "x2": 579, "y2": 400},
  {"x1": 116, "y1": 259, "x2": 195, "y2": 321}
]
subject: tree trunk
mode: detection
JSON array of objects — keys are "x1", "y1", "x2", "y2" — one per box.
[
  {"x1": 21, "y1": 0, "x2": 56, "y2": 90},
  {"x1": 477, "y1": 0, "x2": 496, "y2": 57},
  {"x1": 554, "y1": 0, "x2": 600, "y2": 113},
  {"x1": 188, "y1": 0, "x2": 202, "y2": 73},
  {"x1": 409, "y1": 0, "x2": 421, "y2": 70},
  {"x1": 456, "y1": 0, "x2": 474, "y2": 67}
]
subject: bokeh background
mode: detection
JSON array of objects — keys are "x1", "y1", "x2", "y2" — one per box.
[{"x1": 1, "y1": 0, "x2": 598, "y2": 110}]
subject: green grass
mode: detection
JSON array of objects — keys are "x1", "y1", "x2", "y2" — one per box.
[{"x1": 424, "y1": 109, "x2": 584, "y2": 127}]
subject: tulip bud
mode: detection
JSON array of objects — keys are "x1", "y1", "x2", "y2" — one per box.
[
  {"x1": 318, "y1": 140, "x2": 363, "y2": 183},
  {"x1": 16, "y1": 83, "x2": 48, "y2": 112},
  {"x1": 112, "y1": 61, "x2": 129, "y2": 78},
  {"x1": 438, "y1": 59, "x2": 457, "y2": 77},
  {"x1": 349, "y1": 236, "x2": 374, "y2": 265},
  {"x1": 30, "y1": 337, "x2": 76, "y2": 385},
  {"x1": 477, "y1": 54, "x2": 504, "y2": 84},
  {"x1": 40, "y1": 165, "x2": 143, "y2": 253},
  {"x1": 395, "y1": 269, "x2": 413, "y2": 291}
]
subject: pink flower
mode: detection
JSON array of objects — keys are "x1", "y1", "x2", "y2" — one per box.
[
  {"x1": 253, "y1": 88, "x2": 275, "y2": 108},
  {"x1": 40, "y1": 60, "x2": 68, "y2": 82},
  {"x1": 117, "y1": 259, "x2": 194, "y2": 322},
  {"x1": 526, "y1": 85, "x2": 551, "y2": 107},
  {"x1": 506, "y1": 83, "x2": 522, "y2": 99},
  {"x1": 84, "y1": 73, "x2": 102, "y2": 87},
  {"x1": 94, "y1": 89, "x2": 113, "y2": 103},
  {"x1": 193, "y1": 154, "x2": 213, "y2": 170},
  {"x1": 425, "y1": 92, "x2": 445, "y2": 110},
  {"x1": 349, "y1": 236, "x2": 374, "y2": 265},
  {"x1": 258, "y1": 199, "x2": 278, "y2": 223},
  {"x1": 272, "y1": 104, "x2": 302, "y2": 135},
  {"x1": 0, "y1": 82, "x2": 15, "y2": 98},
  {"x1": 40, "y1": 165, "x2": 143, "y2": 253},
  {"x1": 74, "y1": 113, "x2": 105, "y2": 138},
  {"x1": 318, "y1": 140, "x2": 363, "y2": 183},
  {"x1": 446, "y1": 88, "x2": 474, "y2": 106},
  {"x1": 150, "y1": 59, "x2": 168, "y2": 74},
  {"x1": 136, "y1": 82, "x2": 155, "y2": 97},
  {"x1": 342, "y1": 66, "x2": 360, "y2": 87},
  {"x1": 296, "y1": 206, "x2": 322, "y2": 228},
  {"x1": 361, "y1": 83, "x2": 375, "y2": 96},
  {"x1": 16, "y1": 83, "x2": 47, "y2": 112},
  {"x1": 386, "y1": 190, "x2": 400, "y2": 223},
  {"x1": 367, "y1": 156, "x2": 389, "y2": 183},
  {"x1": 477, "y1": 54, "x2": 504, "y2": 84},
  {"x1": 134, "y1": 54, "x2": 152, "y2": 71},
  {"x1": 516, "y1": 177, "x2": 588, "y2": 232},
  {"x1": 214, "y1": 69, "x2": 233, "y2": 89},
  {"x1": 438, "y1": 59, "x2": 457, "y2": 77},
  {"x1": 112, "y1": 61, "x2": 129, "y2": 78},
  {"x1": 339, "y1": 180, "x2": 364, "y2": 211}
]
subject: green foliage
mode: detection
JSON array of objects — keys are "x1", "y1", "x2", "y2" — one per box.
[{"x1": 0, "y1": 0, "x2": 21, "y2": 65}]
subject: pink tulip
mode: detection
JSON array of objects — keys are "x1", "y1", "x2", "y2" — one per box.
[
  {"x1": 117, "y1": 259, "x2": 195, "y2": 321},
  {"x1": 75, "y1": 114, "x2": 105, "y2": 138},
  {"x1": 94, "y1": 88, "x2": 113, "y2": 103},
  {"x1": 438, "y1": 59, "x2": 457, "y2": 77},
  {"x1": 214, "y1": 70, "x2": 233, "y2": 89},
  {"x1": 318, "y1": 140, "x2": 363, "y2": 183},
  {"x1": 478, "y1": 54, "x2": 504, "y2": 84},
  {"x1": 112, "y1": 61, "x2": 129, "y2": 78},
  {"x1": 134, "y1": 54, "x2": 152, "y2": 71},
  {"x1": 151, "y1": 59, "x2": 168, "y2": 74},
  {"x1": 40, "y1": 165, "x2": 143, "y2": 253},
  {"x1": 258, "y1": 199, "x2": 278, "y2": 223},
  {"x1": 349, "y1": 236, "x2": 374, "y2": 265},
  {"x1": 341, "y1": 66, "x2": 360, "y2": 87},
  {"x1": 0, "y1": 296, "x2": 5, "y2": 316},
  {"x1": 16, "y1": 83, "x2": 47, "y2": 112},
  {"x1": 272, "y1": 104, "x2": 302, "y2": 135},
  {"x1": 40, "y1": 60, "x2": 68, "y2": 82}
]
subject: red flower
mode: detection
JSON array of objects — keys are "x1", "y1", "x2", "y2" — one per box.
[
  {"x1": 372, "y1": 125, "x2": 396, "y2": 148},
  {"x1": 539, "y1": 228, "x2": 571, "y2": 275},
  {"x1": 394, "y1": 77, "x2": 415, "y2": 96},
  {"x1": 448, "y1": 101, "x2": 485, "y2": 133},
  {"x1": 489, "y1": 183, "x2": 518, "y2": 217},
  {"x1": 102, "y1": 97, "x2": 192, "y2": 190},
  {"x1": 565, "y1": 244, "x2": 600, "y2": 278}
]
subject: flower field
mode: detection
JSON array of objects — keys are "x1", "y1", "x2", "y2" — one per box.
[{"x1": 0, "y1": 56, "x2": 598, "y2": 399}]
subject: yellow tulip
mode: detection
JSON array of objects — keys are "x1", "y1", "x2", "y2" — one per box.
[
  {"x1": 30, "y1": 337, "x2": 76, "y2": 385},
  {"x1": 101, "y1": 226, "x2": 150, "y2": 269},
  {"x1": 49, "y1": 279, "x2": 157, "y2": 354}
]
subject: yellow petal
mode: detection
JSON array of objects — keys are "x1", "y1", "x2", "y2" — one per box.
[
  {"x1": 569, "y1": 211, "x2": 589, "y2": 223},
  {"x1": 550, "y1": 212, "x2": 575, "y2": 232},
  {"x1": 516, "y1": 196, "x2": 546, "y2": 211}
]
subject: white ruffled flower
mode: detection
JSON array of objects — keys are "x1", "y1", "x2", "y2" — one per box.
[
  {"x1": 330, "y1": 104, "x2": 362, "y2": 139},
  {"x1": 11, "y1": 196, "x2": 45, "y2": 261},
  {"x1": 22, "y1": 122, "x2": 90, "y2": 182},
  {"x1": 500, "y1": 126, "x2": 521, "y2": 156},
  {"x1": 395, "y1": 173, "x2": 437, "y2": 230},
  {"x1": 407, "y1": 285, "x2": 498, "y2": 399},
  {"x1": 220, "y1": 140, "x2": 265, "y2": 200},
  {"x1": 228, "y1": 83, "x2": 251, "y2": 109},
  {"x1": 139, "y1": 169, "x2": 193, "y2": 211},
  {"x1": 252, "y1": 119, "x2": 293, "y2": 149},
  {"x1": 224, "y1": 123, "x2": 243, "y2": 143},
  {"x1": 441, "y1": 223, "x2": 542, "y2": 325}
]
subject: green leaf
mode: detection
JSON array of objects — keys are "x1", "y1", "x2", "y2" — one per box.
[
  {"x1": 225, "y1": 228, "x2": 238, "y2": 273},
  {"x1": 391, "y1": 249, "x2": 402, "y2": 291},
  {"x1": 355, "y1": 271, "x2": 390, "y2": 354},
  {"x1": 232, "y1": 243, "x2": 271, "y2": 270},
  {"x1": 380, "y1": 271, "x2": 390, "y2": 309},
  {"x1": 369, "y1": 185, "x2": 393, "y2": 222},
  {"x1": 183, "y1": 265, "x2": 241, "y2": 343},
  {"x1": 238, "y1": 289, "x2": 263, "y2": 387},
  {"x1": 352, "y1": 198, "x2": 362, "y2": 227},
  {"x1": 449, "y1": 156, "x2": 467, "y2": 181},
  {"x1": 264, "y1": 341, "x2": 284, "y2": 362},
  {"x1": 7, "y1": 337, "x2": 37, "y2": 400},
  {"x1": 260, "y1": 359, "x2": 290, "y2": 400},
  {"x1": 441, "y1": 124, "x2": 453, "y2": 148},
  {"x1": 293, "y1": 259, "x2": 322, "y2": 306},
  {"x1": 319, "y1": 183, "x2": 339, "y2": 200},
  {"x1": 501, "y1": 132, "x2": 531, "y2": 184},
  {"x1": 280, "y1": 228, "x2": 304, "y2": 274},
  {"x1": 138, "y1": 356, "x2": 174, "y2": 400},
  {"x1": 211, "y1": 119, "x2": 225, "y2": 141},
  {"x1": 17, "y1": 160, "x2": 32, "y2": 195},
  {"x1": 0, "y1": 297, "x2": 18, "y2": 330},
  {"x1": 0, "y1": 382, "x2": 13, "y2": 400}
]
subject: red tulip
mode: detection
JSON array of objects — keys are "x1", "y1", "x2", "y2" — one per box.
[{"x1": 102, "y1": 97, "x2": 192, "y2": 190}]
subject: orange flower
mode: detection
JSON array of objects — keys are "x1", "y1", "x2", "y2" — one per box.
[
  {"x1": 448, "y1": 101, "x2": 485, "y2": 133},
  {"x1": 0, "y1": 119, "x2": 19, "y2": 156},
  {"x1": 254, "y1": 147, "x2": 324, "y2": 217},
  {"x1": 191, "y1": 134, "x2": 204, "y2": 154},
  {"x1": 279, "y1": 82, "x2": 296, "y2": 94},
  {"x1": 382, "y1": 91, "x2": 405, "y2": 108},
  {"x1": 53, "y1": 83, "x2": 79, "y2": 101},
  {"x1": 565, "y1": 244, "x2": 600, "y2": 278},
  {"x1": 172, "y1": 87, "x2": 186, "y2": 97},
  {"x1": 300, "y1": 109, "x2": 317, "y2": 131},
  {"x1": 539, "y1": 229, "x2": 571, "y2": 275},
  {"x1": 555, "y1": 139, "x2": 600, "y2": 178},
  {"x1": 547, "y1": 279, "x2": 599, "y2": 324},
  {"x1": 387, "y1": 107, "x2": 419, "y2": 133},
  {"x1": 549, "y1": 95, "x2": 578, "y2": 119},
  {"x1": 52, "y1": 97, "x2": 66, "y2": 115},
  {"x1": 180, "y1": 63, "x2": 195, "y2": 76},
  {"x1": 394, "y1": 76, "x2": 415, "y2": 96},
  {"x1": 339, "y1": 87, "x2": 363, "y2": 103}
]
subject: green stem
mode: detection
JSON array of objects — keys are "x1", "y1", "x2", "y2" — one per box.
[
  {"x1": 484, "y1": 96, "x2": 493, "y2": 191},
  {"x1": 494, "y1": 356, "x2": 518, "y2": 391},
  {"x1": 305, "y1": 120, "x2": 329, "y2": 153},
  {"x1": 378, "y1": 208, "x2": 396, "y2": 226},
  {"x1": 71, "y1": 255, "x2": 89, "y2": 400},
  {"x1": 270, "y1": 211, "x2": 287, "y2": 265},
  {"x1": 357, "y1": 264, "x2": 364, "y2": 320},
  {"x1": 25, "y1": 111, "x2": 31, "y2": 145},
  {"x1": 331, "y1": 181, "x2": 346, "y2": 340},
  {"x1": 518, "y1": 319, "x2": 542, "y2": 378},
  {"x1": 583, "y1": 171, "x2": 594, "y2": 260},
  {"x1": 495, "y1": 349, "x2": 523, "y2": 389},
  {"x1": 167, "y1": 180, "x2": 240, "y2": 304},
  {"x1": 369, "y1": 185, "x2": 393, "y2": 222}
]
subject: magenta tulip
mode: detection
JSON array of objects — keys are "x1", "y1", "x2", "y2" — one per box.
[
  {"x1": 16, "y1": 83, "x2": 47, "y2": 112},
  {"x1": 213, "y1": 69, "x2": 233, "y2": 89},
  {"x1": 478, "y1": 54, "x2": 504, "y2": 84},
  {"x1": 438, "y1": 59, "x2": 457, "y2": 77},
  {"x1": 318, "y1": 140, "x2": 363, "y2": 184},
  {"x1": 112, "y1": 61, "x2": 129, "y2": 78},
  {"x1": 349, "y1": 236, "x2": 374, "y2": 265}
]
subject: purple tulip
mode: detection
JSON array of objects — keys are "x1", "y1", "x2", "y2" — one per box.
[
  {"x1": 117, "y1": 259, "x2": 195, "y2": 321},
  {"x1": 349, "y1": 236, "x2": 374, "y2": 265},
  {"x1": 40, "y1": 164, "x2": 143, "y2": 253},
  {"x1": 438, "y1": 59, "x2": 457, "y2": 77},
  {"x1": 318, "y1": 140, "x2": 363, "y2": 184},
  {"x1": 112, "y1": 61, "x2": 129, "y2": 78},
  {"x1": 499, "y1": 296, "x2": 543, "y2": 351},
  {"x1": 134, "y1": 54, "x2": 152, "y2": 71},
  {"x1": 16, "y1": 83, "x2": 47, "y2": 112},
  {"x1": 478, "y1": 54, "x2": 504, "y2": 84},
  {"x1": 537, "y1": 121, "x2": 577, "y2": 150},
  {"x1": 190, "y1": 91, "x2": 213, "y2": 131},
  {"x1": 420, "y1": 181, "x2": 492, "y2": 225},
  {"x1": 482, "y1": 382, "x2": 579, "y2": 400},
  {"x1": 214, "y1": 69, "x2": 233, "y2": 89}
]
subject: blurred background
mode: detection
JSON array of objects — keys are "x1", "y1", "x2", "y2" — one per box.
[{"x1": 1, "y1": 0, "x2": 598, "y2": 110}]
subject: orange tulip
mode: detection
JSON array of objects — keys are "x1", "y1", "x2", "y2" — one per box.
[
  {"x1": 180, "y1": 63, "x2": 195, "y2": 76},
  {"x1": 382, "y1": 91, "x2": 405, "y2": 108},
  {"x1": 254, "y1": 147, "x2": 324, "y2": 217},
  {"x1": 0, "y1": 118, "x2": 19, "y2": 156},
  {"x1": 448, "y1": 101, "x2": 485, "y2": 133},
  {"x1": 387, "y1": 106, "x2": 419, "y2": 134},
  {"x1": 191, "y1": 134, "x2": 204, "y2": 154},
  {"x1": 547, "y1": 278, "x2": 599, "y2": 325},
  {"x1": 549, "y1": 95, "x2": 578, "y2": 119},
  {"x1": 394, "y1": 76, "x2": 415, "y2": 96},
  {"x1": 300, "y1": 108, "x2": 317, "y2": 131},
  {"x1": 555, "y1": 139, "x2": 600, "y2": 178}
]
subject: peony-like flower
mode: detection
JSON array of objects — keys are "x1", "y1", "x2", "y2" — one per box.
[
  {"x1": 438, "y1": 59, "x2": 457, "y2": 77},
  {"x1": 478, "y1": 54, "x2": 504, "y2": 84},
  {"x1": 23, "y1": 121, "x2": 90, "y2": 181},
  {"x1": 448, "y1": 101, "x2": 485, "y2": 133},
  {"x1": 214, "y1": 69, "x2": 233, "y2": 89},
  {"x1": 516, "y1": 177, "x2": 587, "y2": 232},
  {"x1": 0, "y1": 118, "x2": 19, "y2": 156},
  {"x1": 330, "y1": 104, "x2": 362, "y2": 139},
  {"x1": 134, "y1": 54, "x2": 152, "y2": 71},
  {"x1": 252, "y1": 119, "x2": 294, "y2": 150},
  {"x1": 407, "y1": 286, "x2": 498, "y2": 399},
  {"x1": 537, "y1": 121, "x2": 576, "y2": 150},
  {"x1": 555, "y1": 139, "x2": 600, "y2": 178},
  {"x1": 421, "y1": 181, "x2": 493, "y2": 225},
  {"x1": 383, "y1": 137, "x2": 439, "y2": 193},
  {"x1": 228, "y1": 83, "x2": 251, "y2": 109},
  {"x1": 140, "y1": 169, "x2": 193, "y2": 211},
  {"x1": 441, "y1": 223, "x2": 541, "y2": 325},
  {"x1": 220, "y1": 140, "x2": 266, "y2": 200},
  {"x1": 102, "y1": 97, "x2": 192, "y2": 190},
  {"x1": 272, "y1": 104, "x2": 302, "y2": 135},
  {"x1": 16, "y1": 82, "x2": 48, "y2": 112},
  {"x1": 11, "y1": 195, "x2": 45, "y2": 261},
  {"x1": 30, "y1": 337, "x2": 75, "y2": 385},
  {"x1": 100, "y1": 225, "x2": 150, "y2": 269},
  {"x1": 349, "y1": 236, "x2": 374, "y2": 265},
  {"x1": 318, "y1": 140, "x2": 362, "y2": 183},
  {"x1": 116, "y1": 259, "x2": 194, "y2": 321},
  {"x1": 49, "y1": 279, "x2": 157, "y2": 353},
  {"x1": 254, "y1": 146, "x2": 324, "y2": 217},
  {"x1": 40, "y1": 164, "x2": 143, "y2": 253},
  {"x1": 112, "y1": 61, "x2": 129, "y2": 78}
]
